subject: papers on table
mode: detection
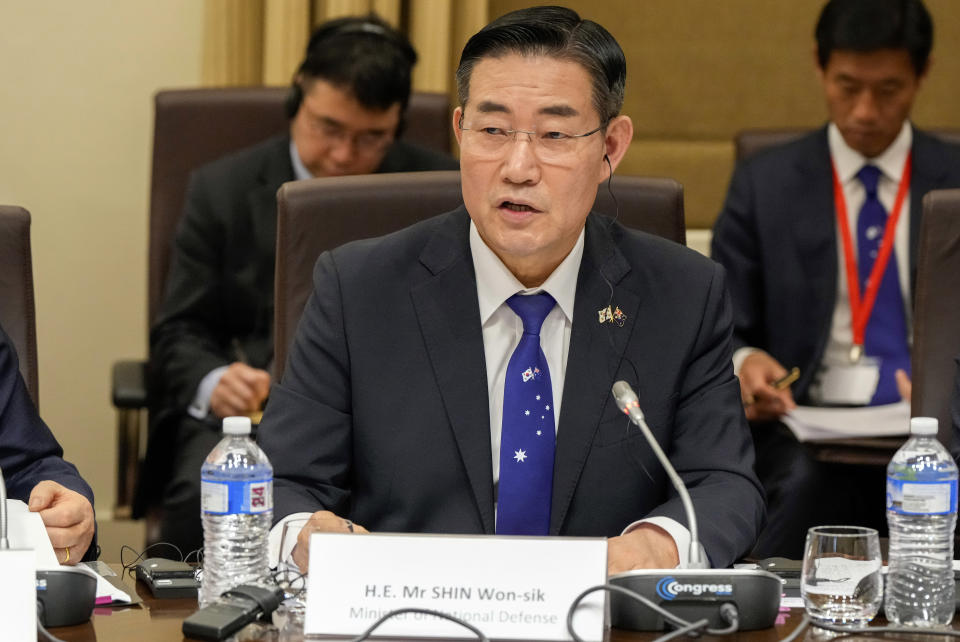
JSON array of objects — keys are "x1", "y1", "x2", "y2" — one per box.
[
  {"x1": 6, "y1": 499, "x2": 59, "y2": 568},
  {"x1": 781, "y1": 401, "x2": 911, "y2": 442},
  {"x1": 81, "y1": 561, "x2": 135, "y2": 606},
  {"x1": 4, "y1": 499, "x2": 132, "y2": 605}
]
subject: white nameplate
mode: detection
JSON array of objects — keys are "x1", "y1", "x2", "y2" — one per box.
[
  {"x1": 305, "y1": 533, "x2": 607, "y2": 641},
  {"x1": 0, "y1": 548, "x2": 37, "y2": 641}
]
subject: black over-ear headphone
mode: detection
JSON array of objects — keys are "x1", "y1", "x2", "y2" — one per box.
[{"x1": 284, "y1": 18, "x2": 417, "y2": 119}]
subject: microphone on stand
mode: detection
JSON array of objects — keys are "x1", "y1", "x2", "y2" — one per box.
[
  {"x1": 607, "y1": 381, "x2": 781, "y2": 632},
  {"x1": 611, "y1": 381, "x2": 708, "y2": 569}
]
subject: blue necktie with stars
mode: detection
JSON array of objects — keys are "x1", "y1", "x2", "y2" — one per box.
[
  {"x1": 497, "y1": 292, "x2": 556, "y2": 535},
  {"x1": 856, "y1": 164, "x2": 910, "y2": 405}
]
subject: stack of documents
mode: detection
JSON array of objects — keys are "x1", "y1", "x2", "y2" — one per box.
[{"x1": 781, "y1": 401, "x2": 911, "y2": 442}]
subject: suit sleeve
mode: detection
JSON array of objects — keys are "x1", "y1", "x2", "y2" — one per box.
[
  {"x1": 257, "y1": 251, "x2": 353, "y2": 522},
  {"x1": 646, "y1": 263, "x2": 765, "y2": 566},
  {"x1": 0, "y1": 327, "x2": 97, "y2": 558},
  {"x1": 711, "y1": 161, "x2": 766, "y2": 354},
  {"x1": 150, "y1": 171, "x2": 235, "y2": 410}
]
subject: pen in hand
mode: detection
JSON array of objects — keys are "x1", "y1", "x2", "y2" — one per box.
[{"x1": 772, "y1": 367, "x2": 800, "y2": 391}]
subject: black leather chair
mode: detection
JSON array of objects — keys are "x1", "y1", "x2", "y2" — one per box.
[
  {"x1": 912, "y1": 189, "x2": 960, "y2": 450},
  {"x1": 0, "y1": 206, "x2": 38, "y2": 407},
  {"x1": 273, "y1": 171, "x2": 685, "y2": 381}
]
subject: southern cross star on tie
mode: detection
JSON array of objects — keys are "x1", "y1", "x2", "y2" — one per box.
[
  {"x1": 497, "y1": 292, "x2": 556, "y2": 535},
  {"x1": 856, "y1": 164, "x2": 910, "y2": 405}
]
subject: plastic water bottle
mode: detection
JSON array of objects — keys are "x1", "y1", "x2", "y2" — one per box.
[
  {"x1": 884, "y1": 416, "x2": 958, "y2": 626},
  {"x1": 199, "y1": 416, "x2": 273, "y2": 606}
]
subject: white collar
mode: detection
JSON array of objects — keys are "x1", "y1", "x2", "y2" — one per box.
[
  {"x1": 289, "y1": 140, "x2": 315, "y2": 181},
  {"x1": 828, "y1": 120, "x2": 913, "y2": 184},
  {"x1": 470, "y1": 220, "x2": 583, "y2": 326}
]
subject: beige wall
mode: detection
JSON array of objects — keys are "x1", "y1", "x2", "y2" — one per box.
[{"x1": 0, "y1": 1, "x2": 204, "y2": 518}]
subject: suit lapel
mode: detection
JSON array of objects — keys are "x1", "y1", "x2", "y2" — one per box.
[
  {"x1": 790, "y1": 129, "x2": 837, "y2": 288},
  {"x1": 411, "y1": 210, "x2": 496, "y2": 533},
  {"x1": 550, "y1": 216, "x2": 638, "y2": 534},
  {"x1": 788, "y1": 130, "x2": 838, "y2": 394},
  {"x1": 248, "y1": 136, "x2": 295, "y2": 259}
]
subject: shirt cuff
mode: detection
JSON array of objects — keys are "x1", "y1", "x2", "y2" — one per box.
[
  {"x1": 732, "y1": 346, "x2": 762, "y2": 377},
  {"x1": 187, "y1": 365, "x2": 229, "y2": 420},
  {"x1": 268, "y1": 512, "x2": 314, "y2": 569},
  {"x1": 621, "y1": 516, "x2": 697, "y2": 569}
]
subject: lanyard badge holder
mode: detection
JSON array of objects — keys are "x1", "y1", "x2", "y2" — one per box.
[{"x1": 824, "y1": 153, "x2": 911, "y2": 405}]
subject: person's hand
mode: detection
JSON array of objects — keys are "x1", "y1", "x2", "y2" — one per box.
[
  {"x1": 738, "y1": 351, "x2": 796, "y2": 422},
  {"x1": 896, "y1": 369, "x2": 912, "y2": 403},
  {"x1": 292, "y1": 511, "x2": 368, "y2": 573},
  {"x1": 28, "y1": 481, "x2": 95, "y2": 565},
  {"x1": 607, "y1": 523, "x2": 680, "y2": 574},
  {"x1": 210, "y1": 362, "x2": 270, "y2": 418}
]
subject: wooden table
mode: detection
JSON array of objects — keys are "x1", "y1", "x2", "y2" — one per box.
[
  {"x1": 48, "y1": 567, "x2": 817, "y2": 642},
  {"x1": 809, "y1": 436, "x2": 906, "y2": 466},
  {"x1": 51, "y1": 565, "x2": 198, "y2": 641}
]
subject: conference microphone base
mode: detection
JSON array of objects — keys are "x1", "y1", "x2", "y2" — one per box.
[{"x1": 609, "y1": 569, "x2": 782, "y2": 631}]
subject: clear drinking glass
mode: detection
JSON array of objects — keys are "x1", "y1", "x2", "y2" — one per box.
[
  {"x1": 801, "y1": 525, "x2": 883, "y2": 625},
  {"x1": 276, "y1": 518, "x2": 311, "y2": 575},
  {"x1": 273, "y1": 518, "x2": 309, "y2": 642}
]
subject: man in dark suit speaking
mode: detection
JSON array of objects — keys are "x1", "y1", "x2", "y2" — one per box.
[
  {"x1": 145, "y1": 15, "x2": 458, "y2": 552},
  {"x1": 259, "y1": 6, "x2": 764, "y2": 573},
  {"x1": 711, "y1": 0, "x2": 960, "y2": 558},
  {"x1": 0, "y1": 322, "x2": 96, "y2": 564}
]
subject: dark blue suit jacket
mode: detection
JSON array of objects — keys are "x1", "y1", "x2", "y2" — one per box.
[
  {"x1": 712, "y1": 126, "x2": 960, "y2": 401},
  {"x1": 0, "y1": 323, "x2": 96, "y2": 558},
  {"x1": 258, "y1": 209, "x2": 764, "y2": 568}
]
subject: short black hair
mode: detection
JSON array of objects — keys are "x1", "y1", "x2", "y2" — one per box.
[
  {"x1": 286, "y1": 14, "x2": 418, "y2": 118},
  {"x1": 815, "y1": 0, "x2": 933, "y2": 76},
  {"x1": 455, "y1": 6, "x2": 626, "y2": 125}
]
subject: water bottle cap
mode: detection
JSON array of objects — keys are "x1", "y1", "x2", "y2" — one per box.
[
  {"x1": 910, "y1": 416, "x2": 938, "y2": 436},
  {"x1": 222, "y1": 416, "x2": 252, "y2": 435}
]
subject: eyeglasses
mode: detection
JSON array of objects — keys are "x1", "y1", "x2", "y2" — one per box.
[
  {"x1": 306, "y1": 118, "x2": 394, "y2": 154},
  {"x1": 458, "y1": 114, "x2": 605, "y2": 163}
]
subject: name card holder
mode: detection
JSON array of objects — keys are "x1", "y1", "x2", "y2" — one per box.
[
  {"x1": 0, "y1": 548, "x2": 37, "y2": 641},
  {"x1": 305, "y1": 533, "x2": 607, "y2": 641}
]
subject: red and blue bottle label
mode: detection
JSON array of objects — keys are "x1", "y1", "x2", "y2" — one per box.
[{"x1": 201, "y1": 478, "x2": 273, "y2": 515}]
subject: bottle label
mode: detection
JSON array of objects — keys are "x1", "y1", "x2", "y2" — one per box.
[
  {"x1": 886, "y1": 477, "x2": 958, "y2": 515},
  {"x1": 201, "y1": 478, "x2": 273, "y2": 515}
]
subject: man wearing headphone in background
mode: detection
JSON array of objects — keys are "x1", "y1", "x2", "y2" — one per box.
[{"x1": 143, "y1": 14, "x2": 458, "y2": 553}]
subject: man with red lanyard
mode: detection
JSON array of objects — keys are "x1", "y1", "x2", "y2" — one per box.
[{"x1": 712, "y1": 0, "x2": 960, "y2": 559}]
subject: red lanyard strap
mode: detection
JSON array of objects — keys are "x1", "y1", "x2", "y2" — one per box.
[{"x1": 831, "y1": 152, "x2": 912, "y2": 349}]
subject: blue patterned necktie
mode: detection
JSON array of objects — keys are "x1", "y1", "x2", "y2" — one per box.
[
  {"x1": 496, "y1": 292, "x2": 556, "y2": 535},
  {"x1": 856, "y1": 164, "x2": 910, "y2": 405}
]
